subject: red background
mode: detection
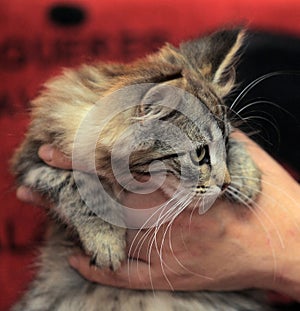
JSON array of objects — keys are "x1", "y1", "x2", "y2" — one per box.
[{"x1": 1, "y1": 0, "x2": 300, "y2": 310}]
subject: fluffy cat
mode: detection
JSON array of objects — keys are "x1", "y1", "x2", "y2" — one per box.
[{"x1": 11, "y1": 29, "x2": 268, "y2": 310}]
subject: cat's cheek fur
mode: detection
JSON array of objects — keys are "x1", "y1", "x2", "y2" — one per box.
[{"x1": 225, "y1": 137, "x2": 262, "y2": 203}]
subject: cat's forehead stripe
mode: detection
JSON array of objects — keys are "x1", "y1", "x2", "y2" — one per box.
[{"x1": 201, "y1": 124, "x2": 214, "y2": 142}]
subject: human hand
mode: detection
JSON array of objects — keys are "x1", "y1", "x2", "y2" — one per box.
[{"x1": 16, "y1": 133, "x2": 300, "y2": 300}]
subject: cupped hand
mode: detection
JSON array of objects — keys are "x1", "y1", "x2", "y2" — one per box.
[{"x1": 16, "y1": 133, "x2": 300, "y2": 300}]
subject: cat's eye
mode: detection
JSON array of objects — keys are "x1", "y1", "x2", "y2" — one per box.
[{"x1": 189, "y1": 146, "x2": 208, "y2": 165}]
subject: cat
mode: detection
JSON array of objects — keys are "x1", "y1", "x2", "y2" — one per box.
[{"x1": 11, "y1": 28, "x2": 269, "y2": 311}]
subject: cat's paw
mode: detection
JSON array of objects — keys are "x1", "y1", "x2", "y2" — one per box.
[
  {"x1": 88, "y1": 231, "x2": 126, "y2": 271},
  {"x1": 78, "y1": 222, "x2": 126, "y2": 271},
  {"x1": 226, "y1": 138, "x2": 261, "y2": 204}
]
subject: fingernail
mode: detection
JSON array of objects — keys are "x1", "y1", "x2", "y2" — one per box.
[
  {"x1": 38, "y1": 145, "x2": 54, "y2": 162},
  {"x1": 16, "y1": 186, "x2": 34, "y2": 202},
  {"x1": 69, "y1": 256, "x2": 79, "y2": 268}
]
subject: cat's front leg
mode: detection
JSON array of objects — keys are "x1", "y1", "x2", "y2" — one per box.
[
  {"x1": 226, "y1": 136, "x2": 261, "y2": 204},
  {"x1": 65, "y1": 171, "x2": 127, "y2": 270},
  {"x1": 21, "y1": 164, "x2": 126, "y2": 270}
]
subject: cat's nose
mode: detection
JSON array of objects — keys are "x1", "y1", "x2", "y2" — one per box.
[{"x1": 221, "y1": 182, "x2": 230, "y2": 191}]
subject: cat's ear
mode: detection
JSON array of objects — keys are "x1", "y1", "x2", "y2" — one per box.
[
  {"x1": 137, "y1": 84, "x2": 183, "y2": 120},
  {"x1": 180, "y1": 28, "x2": 245, "y2": 96}
]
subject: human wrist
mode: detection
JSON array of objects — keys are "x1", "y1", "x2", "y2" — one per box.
[
  {"x1": 226, "y1": 182, "x2": 300, "y2": 300},
  {"x1": 269, "y1": 218, "x2": 300, "y2": 301},
  {"x1": 253, "y1": 180, "x2": 300, "y2": 301}
]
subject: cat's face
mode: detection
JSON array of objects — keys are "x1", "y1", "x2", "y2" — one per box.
[
  {"x1": 89, "y1": 29, "x2": 244, "y2": 213},
  {"x1": 100, "y1": 82, "x2": 231, "y2": 217},
  {"x1": 121, "y1": 84, "x2": 230, "y2": 209}
]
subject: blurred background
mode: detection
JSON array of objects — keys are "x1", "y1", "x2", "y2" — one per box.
[{"x1": 0, "y1": 0, "x2": 299, "y2": 310}]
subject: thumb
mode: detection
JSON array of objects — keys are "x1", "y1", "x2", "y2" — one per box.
[
  {"x1": 68, "y1": 254, "x2": 164, "y2": 290},
  {"x1": 38, "y1": 145, "x2": 72, "y2": 169},
  {"x1": 38, "y1": 145, "x2": 88, "y2": 171}
]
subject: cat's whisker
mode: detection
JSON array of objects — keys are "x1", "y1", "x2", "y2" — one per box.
[
  {"x1": 228, "y1": 177, "x2": 300, "y2": 233},
  {"x1": 155, "y1": 191, "x2": 188, "y2": 226},
  {"x1": 163, "y1": 196, "x2": 215, "y2": 280},
  {"x1": 235, "y1": 100, "x2": 275, "y2": 116},
  {"x1": 225, "y1": 187, "x2": 278, "y2": 281},
  {"x1": 167, "y1": 217, "x2": 215, "y2": 281},
  {"x1": 229, "y1": 72, "x2": 299, "y2": 148},
  {"x1": 235, "y1": 99, "x2": 297, "y2": 124},
  {"x1": 127, "y1": 227, "x2": 153, "y2": 266},
  {"x1": 127, "y1": 190, "x2": 188, "y2": 288},
  {"x1": 128, "y1": 199, "x2": 173, "y2": 262},
  {"x1": 242, "y1": 115, "x2": 280, "y2": 139},
  {"x1": 230, "y1": 175, "x2": 300, "y2": 212},
  {"x1": 227, "y1": 185, "x2": 285, "y2": 250},
  {"x1": 230, "y1": 71, "x2": 294, "y2": 111},
  {"x1": 135, "y1": 190, "x2": 185, "y2": 233},
  {"x1": 227, "y1": 105, "x2": 274, "y2": 146},
  {"x1": 140, "y1": 192, "x2": 192, "y2": 291},
  {"x1": 159, "y1": 194, "x2": 192, "y2": 260},
  {"x1": 155, "y1": 195, "x2": 194, "y2": 289},
  {"x1": 228, "y1": 108, "x2": 251, "y2": 126},
  {"x1": 162, "y1": 200, "x2": 193, "y2": 259},
  {"x1": 237, "y1": 103, "x2": 279, "y2": 127},
  {"x1": 153, "y1": 193, "x2": 190, "y2": 259},
  {"x1": 129, "y1": 220, "x2": 168, "y2": 294},
  {"x1": 126, "y1": 197, "x2": 175, "y2": 284}
]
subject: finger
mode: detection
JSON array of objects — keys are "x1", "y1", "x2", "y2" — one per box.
[
  {"x1": 68, "y1": 254, "x2": 169, "y2": 290},
  {"x1": 16, "y1": 186, "x2": 50, "y2": 207},
  {"x1": 38, "y1": 144, "x2": 72, "y2": 169}
]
